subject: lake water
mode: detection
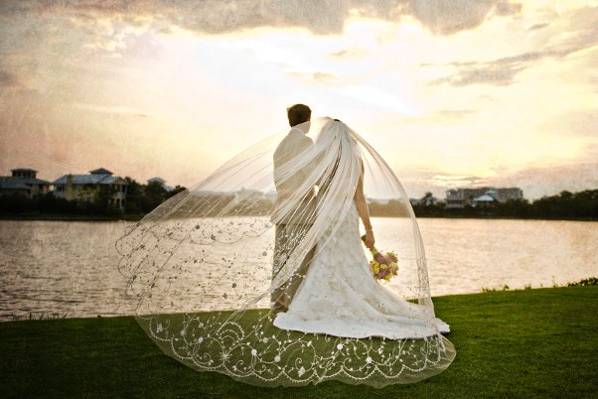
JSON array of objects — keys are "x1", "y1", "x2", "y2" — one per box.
[{"x1": 0, "y1": 218, "x2": 596, "y2": 320}]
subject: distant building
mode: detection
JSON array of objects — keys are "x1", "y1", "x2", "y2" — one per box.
[
  {"x1": 147, "y1": 176, "x2": 173, "y2": 192},
  {"x1": 446, "y1": 187, "x2": 523, "y2": 208},
  {"x1": 472, "y1": 192, "x2": 496, "y2": 207},
  {"x1": 0, "y1": 168, "x2": 51, "y2": 198},
  {"x1": 53, "y1": 167, "x2": 128, "y2": 210}
]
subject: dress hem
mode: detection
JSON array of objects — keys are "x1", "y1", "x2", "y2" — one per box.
[{"x1": 273, "y1": 313, "x2": 450, "y2": 340}]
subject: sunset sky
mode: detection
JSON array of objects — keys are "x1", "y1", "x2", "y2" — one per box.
[{"x1": 0, "y1": 0, "x2": 596, "y2": 199}]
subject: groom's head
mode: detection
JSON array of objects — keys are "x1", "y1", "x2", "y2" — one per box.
[{"x1": 287, "y1": 104, "x2": 311, "y2": 129}]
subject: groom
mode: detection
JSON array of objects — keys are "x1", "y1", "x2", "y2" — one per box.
[{"x1": 271, "y1": 104, "x2": 317, "y2": 314}]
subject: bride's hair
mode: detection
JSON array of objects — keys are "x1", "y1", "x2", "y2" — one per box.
[{"x1": 287, "y1": 103, "x2": 311, "y2": 126}]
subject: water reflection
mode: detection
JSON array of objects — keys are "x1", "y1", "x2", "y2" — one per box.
[{"x1": 0, "y1": 218, "x2": 596, "y2": 320}]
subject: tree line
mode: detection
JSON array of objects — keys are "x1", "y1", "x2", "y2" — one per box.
[
  {"x1": 0, "y1": 178, "x2": 185, "y2": 219},
  {"x1": 2, "y1": 185, "x2": 597, "y2": 221},
  {"x1": 406, "y1": 189, "x2": 598, "y2": 220}
]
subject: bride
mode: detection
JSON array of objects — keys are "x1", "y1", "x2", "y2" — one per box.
[
  {"x1": 271, "y1": 112, "x2": 450, "y2": 339},
  {"x1": 116, "y1": 108, "x2": 456, "y2": 388}
]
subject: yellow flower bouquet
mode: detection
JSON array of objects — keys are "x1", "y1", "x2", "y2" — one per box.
[{"x1": 360, "y1": 235, "x2": 399, "y2": 281}]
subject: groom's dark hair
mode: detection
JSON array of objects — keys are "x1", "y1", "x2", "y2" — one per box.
[{"x1": 287, "y1": 104, "x2": 311, "y2": 127}]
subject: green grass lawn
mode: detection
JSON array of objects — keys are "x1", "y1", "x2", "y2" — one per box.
[{"x1": 2, "y1": 286, "x2": 597, "y2": 398}]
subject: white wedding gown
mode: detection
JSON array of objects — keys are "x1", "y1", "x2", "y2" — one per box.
[{"x1": 273, "y1": 202, "x2": 450, "y2": 339}]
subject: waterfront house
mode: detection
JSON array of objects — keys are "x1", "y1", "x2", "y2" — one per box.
[
  {"x1": 446, "y1": 187, "x2": 523, "y2": 208},
  {"x1": 0, "y1": 168, "x2": 51, "y2": 198},
  {"x1": 472, "y1": 192, "x2": 497, "y2": 207},
  {"x1": 53, "y1": 167, "x2": 128, "y2": 210}
]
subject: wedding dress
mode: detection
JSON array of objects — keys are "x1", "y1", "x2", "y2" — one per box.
[
  {"x1": 116, "y1": 116, "x2": 456, "y2": 388},
  {"x1": 274, "y1": 202, "x2": 450, "y2": 339}
]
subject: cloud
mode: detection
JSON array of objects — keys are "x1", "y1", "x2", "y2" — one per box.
[
  {"x1": 427, "y1": 42, "x2": 596, "y2": 88},
  {"x1": 400, "y1": 108, "x2": 476, "y2": 125},
  {"x1": 1, "y1": 0, "x2": 522, "y2": 36},
  {"x1": 288, "y1": 70, "x2": 338, "y2": 83},
  {"x1": 438, "y1": 42, "x2": 598, "y2": 86},
  {"x1": 486, "y1": 162, "x2": 598, "y2": 199},
  {"x1": 428, "y1": 51, "x2": 546, "y2": 87},
  {"x1": 527, "y1": 22, "x2": 548, "y2": 31},
  {"x1": 426, "y1": 6, "x2": 598, "y2": 87},
  {"x1": 71, "y1": 103, "x2": 150, "y2": 118},
  {"x1": 329, "y1": 48, "x2": 367, "y2": 58},
  {"x1": 432, "y1": 174, "x2": 486, "y2": 186},
  {"x1": 402, "y1": 162, "x2": 598, "y2": 200},
  {"x1": 408, "y1": 0, "x2": 521, "y2": 35},
  {"x1": 312, "y1": 72, "x2": 336, "y2": 81},
  {"x1": 430, "y1": 108, "x2": 476, "y2": 119},
  {"x1": 399, "y1": 170, "x2": 488, "y2": 198}
]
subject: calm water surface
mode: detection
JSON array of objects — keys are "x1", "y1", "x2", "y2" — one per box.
[{"x1": 0, "y1": 218, "x2": 596, "y2": 320}]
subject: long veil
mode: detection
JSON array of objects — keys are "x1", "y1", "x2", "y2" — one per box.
[{"x1": 116, "y1": 116, "x2": 455, "y2": 387}]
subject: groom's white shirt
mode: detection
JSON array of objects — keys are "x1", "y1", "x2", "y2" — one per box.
[{"x1": 272, "y1": 127, "x2": 315, "y2": 225}]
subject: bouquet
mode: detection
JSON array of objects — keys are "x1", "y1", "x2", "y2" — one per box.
[{"x1": 360, "y1": 235, "x2": 399, "y2": 281}]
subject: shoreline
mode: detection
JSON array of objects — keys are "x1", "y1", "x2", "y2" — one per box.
[
  {"x1": 1, "y1": 213, "x2": 596, "y2": 222},
  {"x1": 3, "y1": 284, "x2": 595, "y2": 323},
  {"x1": 0, "y1": 214, "x2": 143, "y2": 222}
]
